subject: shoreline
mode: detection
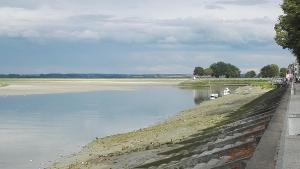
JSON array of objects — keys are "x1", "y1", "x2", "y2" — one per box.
[{"x1": 49, "y1": 85, "x2": 271, "y2": 169}]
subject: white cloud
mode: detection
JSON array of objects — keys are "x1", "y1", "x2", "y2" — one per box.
[
  {"x1": 133, "y1": 65, "x2": 192, "y2": 74},
  {"x1": 0, "y1": 0, "x2": 293, "y2": 74},
  {"x1": 241, "y1": 67, "x2": 260, "y2": 74},
  {"x1": 0, "y1": 0, "x2": 282, "y2": 46},
  {"x1": 216, "y1": 0, "x2": 270, "y2": 6}
]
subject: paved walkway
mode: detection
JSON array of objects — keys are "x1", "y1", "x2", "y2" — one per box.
[
  {"x1": 246, "y1": 87, "x2": 290, "y2": 169},
  {"x1": 279, "y1": 83, "x2": 300, "y2": 169},
  {"x1": 246, "y1": 84, "x2": 300, "y2": 169}
]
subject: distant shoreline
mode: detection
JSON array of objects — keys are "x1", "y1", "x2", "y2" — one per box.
[{"x1": 0, "y1": 74, "x2": 191, "y2": 79}]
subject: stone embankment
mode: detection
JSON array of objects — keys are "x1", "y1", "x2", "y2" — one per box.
[{"x1": 134, "y1": 87, "x2": 287, "y2": 169}]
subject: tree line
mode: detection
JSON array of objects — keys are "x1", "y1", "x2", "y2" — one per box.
[{"x1": 193, "y1": 61, "x2": 288, "y2": 78}]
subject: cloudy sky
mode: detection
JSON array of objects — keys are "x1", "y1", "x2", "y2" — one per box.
[{"x1": 0, "y1": 0, "x2": 294, "y2": 74}]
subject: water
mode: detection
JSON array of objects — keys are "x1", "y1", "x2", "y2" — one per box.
[{"x1": 0, "y1": 85, "x2": 232, "y2": 169}]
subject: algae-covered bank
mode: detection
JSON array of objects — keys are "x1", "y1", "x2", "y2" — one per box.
[{"x1": 49, "y1": 80, "x2": 273, "y2": 169}]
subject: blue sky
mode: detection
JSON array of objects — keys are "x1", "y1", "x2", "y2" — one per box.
[{"x1": 0, "y1": 0, "x2": 294, "y2": 74}]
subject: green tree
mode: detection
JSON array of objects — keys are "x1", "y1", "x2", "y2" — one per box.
[
  {"x1": 204, "y1": 68, "x2": 214, "y2": 76},
  {"x1": 280, "y1": 67, "x2": 288, "y2": 77},
  {"x1": 275, "y1": 0, "x2": 300, "y2": 61},
  {"x1": 209, "y1": 62, "x2": 240, "y2": 78},
  {"x1": 260, "y1": 64, "x2": 280, "y2": 78},
  {"x1": 245, "y1": 71, "x2": 256, "y2": 78},
  {"x1": 193, "y1": 67, "x2": 205, "y2": 76}
]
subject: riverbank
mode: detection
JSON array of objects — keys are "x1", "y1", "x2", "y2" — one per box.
[
  {"x1": 49, "y1": 85, "x2": 271, "y2": 169},
  {"x1": 179, "y1": 78, "x2": 272, "y2": 89},
  {"x1": 0, "y1": 78, "x2": 185, "y2": 96}
]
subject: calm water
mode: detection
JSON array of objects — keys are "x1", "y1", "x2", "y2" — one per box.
[{"x1": 0, "y1": 85, "x2": 232, "y2": 169}]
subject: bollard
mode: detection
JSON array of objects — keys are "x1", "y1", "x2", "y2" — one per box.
[{"x1": 291, "y1": 82, "x2": 295, "y2": 95}]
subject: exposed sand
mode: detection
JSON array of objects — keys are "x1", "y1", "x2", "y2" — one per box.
[
  {"x1": 49, "y1": 86, "x2": 270, "y2": 169},
  {"x1": 0, "y1": 78, "x2": 185, "y2": 96}
]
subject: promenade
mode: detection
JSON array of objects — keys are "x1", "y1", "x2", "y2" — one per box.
[
  {"x1": 247, "y1": 83, "x2": 300, "y2": 169},
  {"x1": 280, "y1": 83, "x2": 300, "y2": 169}
]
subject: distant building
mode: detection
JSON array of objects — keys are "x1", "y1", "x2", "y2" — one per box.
[
  {"x1": 295, "y1": 59, "x2": 299, "y2": 75},
  {"x1": 193, "y1": 75, "x2": 213, "y2": 80}
]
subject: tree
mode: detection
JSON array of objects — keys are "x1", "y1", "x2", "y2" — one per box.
[
  {"x1": 193, "y1": 67, "x2": 205, "y2": 76},
  {"x1": 245, "y1": 71, "x2": 256, "y2": 78},
  {"x1": 260, "y1": 64, "x2": 280, "y2": 78},
  {"x1": 280, "y1": 67, "x2": 288, "y2": 77},
  {"x1": 204, "y1": 68, "x2": 213, "y2": 76},
  {"x1": 275, "y1": 0, "x2": 300, "y2": 61},
  {"x1": 210, "y1": 62, "x2": 240, "y2": 78}
]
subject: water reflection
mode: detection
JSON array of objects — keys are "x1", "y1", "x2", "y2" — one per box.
[{"x1": 192, "y1": 86, "x2": 238, "y2": 105}]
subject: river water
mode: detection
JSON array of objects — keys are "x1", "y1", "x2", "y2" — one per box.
[{"x1": 0, "y1": 85, "x2": 233, "y2": 169}]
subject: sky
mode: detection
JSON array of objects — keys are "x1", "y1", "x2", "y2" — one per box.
[{"x1": 0, "y1": 0, "x2": 295, "y2": 74}]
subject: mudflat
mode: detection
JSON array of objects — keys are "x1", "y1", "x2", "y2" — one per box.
[{"x1": 0, "y1": 78, "x2": 185, "y2": 96}]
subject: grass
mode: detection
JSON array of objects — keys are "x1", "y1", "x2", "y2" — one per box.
[{"x1": 178, "y1": 78, "x2": 273, "y2": 89}]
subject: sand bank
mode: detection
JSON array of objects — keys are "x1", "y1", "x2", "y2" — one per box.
[
  {"x1": 0, "y1": 78, "x2": 185, "y2": 96},
  {"x1": 49, "y1": 86, "x2": 270, "y2": 169}
]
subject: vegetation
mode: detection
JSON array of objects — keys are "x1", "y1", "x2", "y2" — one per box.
[
  {"x1": 179, "y1": 78, "x2": 273, "y2": 89},
  {"x1": 192, "y1": 62, "x2": 287, "y2": 80},
  {"x1": 275, "y1": 0, "x2": 300, "y2": 61},
  {"x1": 210, "y1": 62, "x2": 240, "y2": 78},
  {"x1": 280, "y1": 67, "x2": 288, "y2": 77},
  {"x1": 193, "y1": 67, "x2": 215, "y2": 77},
  {"x1": 244, "y1": 71, "x2": 257, "y2": 78},
  {"x1": 193, "y1": 67, "x2": 205, "y2": 76},
  {"x1": 204, "y1": 68, "x2": 213, "y2": 76},
  {"x1": 193, "y1": 62, "x2": 240, "y2": 78},
  {"x1": 260, "y1": 64, "x2": 280, "y2": 78}
]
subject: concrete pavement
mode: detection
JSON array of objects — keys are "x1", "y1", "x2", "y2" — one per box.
[
  {"x1": 246, "y1": 87, "x2": 290, "y2": 169},
  {"x1": 247, "y1": 84, "x2": 300, "y2": 169},
  {"x1": 279, "y1": 83, "x2": 300, "y2": 169}
]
